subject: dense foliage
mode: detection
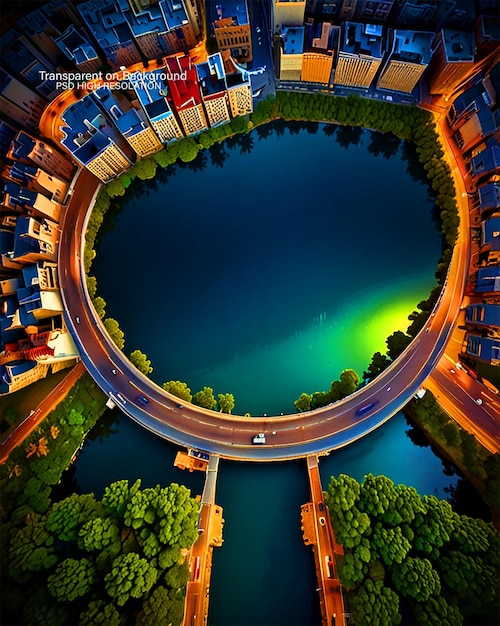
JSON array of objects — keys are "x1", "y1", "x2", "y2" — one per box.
[
  {"x1": 325, "y1": 474, "x2": 499, "y2": 625},
  {"x1": 3, "y1": 479, "x2": 198, "y2": 625},
  {"x1": 294, "y1": 368, "x2": 360, "y2": 411},
  {"x1": 405, "y1": 391, "x2": 500, "y2": 517}
]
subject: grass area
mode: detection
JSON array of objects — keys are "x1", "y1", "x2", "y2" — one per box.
[{"x1": 0, "y1": 365, "x2": 75, "y2": 439}]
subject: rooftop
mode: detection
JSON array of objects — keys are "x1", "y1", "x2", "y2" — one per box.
[
  {"x1": 478, "y1": 182, "x2": 500, "y2": 209},
  {"x1": 131, "y1": 69, "x2": 174, "y2": 121},
  {"x1": 214, "y1": 1, "x2": 249, "y2": 27},
  {"x1": 342, "y1": 22, "x2": 383, "y2": 59},
  {"x1": 196, "y1": 53, "x2": 227, "y2": 97},
  {"x1": 55, "y1": 25, "x2": 99, "y2": 65},
  {"x1": 165, "y1": 56, "x2": 202, "y2": 109},
  {"x1": 442, "y1": 29, "x2": 474, "y2": 62},
  {"x1": 282, "y1": 26, "x2": 305, "y2": 55},
  {"x1": 391, "y1": 29, "x2": 433, "y2": 64}
]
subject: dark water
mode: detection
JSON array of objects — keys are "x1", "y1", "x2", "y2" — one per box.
[
  {"x1": 75, "y1": 123, "x2": 458, "y2": 625},
  {"x1": 70, "y1": 409, "x2": 469, "y2": 626},
  {"x1": 93, "y1": 122, "x2": 441, "y2": 415}
]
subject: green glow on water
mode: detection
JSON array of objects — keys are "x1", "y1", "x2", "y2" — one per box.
[{"x1": 194, "y1": 275, "x2": 435, "y2": 415}]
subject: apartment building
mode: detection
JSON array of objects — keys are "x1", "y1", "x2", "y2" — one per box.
[
  {"x1": 334, "y1": 21, "x2": 384, "y2": 88},
  {"x1": 131, "y1": 69, "x2": 184, "y2": 143},
  {"x1": 213, "y1": 1, "x2": 252, "y2": 63},
  {"x1": 196, "y1": 53, "x2": 232, "y2": 127},
  {"x1": 60, "y1": 94, "x2": 136, "y2": 181},
  {"x1": 377, "y1": 29, "x2": 433, "y2": 93}
]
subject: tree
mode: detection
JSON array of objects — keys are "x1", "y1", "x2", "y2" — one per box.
[
  {"x1": 133, "y1": 158, "x2": 157, "y2": 180},
  {"x1": 359, "y1": 474, "x2": 398, "y2": 518},
  {"x1": 192, "y1": 386, "x2": 216, "y2": 410},
  {"x1": 47, "y1": 557, "x2": 96, "y2": 601},
  {"x1": 218, "y1": 393, "x2": 235, "y2": 414},
  {"x1": 104, "y1": 552, "x2": 158, "y2": 606},
  {"x1": 80, "y1": 600, "x2": 121, "y2": 626},
  {"x1": 137, "y1": 586, "x2": 171, "y2": 626},
  {"x1": 93, "y1": 296, "x2": 106, "y2": 319},
  {"x1": 230, "y1": 115, "x2": 249, "y2": 134},
  {"x1": 177, "y1": 138, "x2": 199, "y2": 163},
  {"x1": 371, "y1": 523, "x2": 411, "y2": 565},
  {"x1": 102, "y1": 479, "x2": 141, "y2": 519},
  {"x1": 103, "y1": 318, "x2": 125, "y2": 349},
  {"x1": 78, "y1": 516, "x2": 121, "y2": 553},
  {"x1": 409, "y1": 595, "x2": 463, "y2": 626},
  {"x1": 129, "y1": 349, "x2": 153, "y2": 375},
  {"x1": 162, "y1": 380, "x2": 192, "y2": 402},
  {"x1": 155, "y1": 483, "x2": 199, "y2": 548},
  {"x1": 8, "y1": 514, "x2": 57, "y2": 582},
  {"x1": 391, "y1": 556, "x2": 441, "y2": 601},
  {"x1": 386, "y1": 330, "x2": 412, "y2": 361},
  {"x1": 412, "y1": 495, "x2": 454, "y2": 555},
  {"x1": 45, "y1": 493, "x2": 100, "y2": 542},
  {"x1": 363, "y1": 351, "x2": 390, "y2": 381},
  {"x1": 294, "y1": 392, "x2": 311, "y2": 412},
  {"x1": 350, "y1": 579, "x2": 402, "y2": 626}
]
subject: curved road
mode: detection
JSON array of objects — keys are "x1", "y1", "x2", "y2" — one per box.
[{"x1": 58, "y1": 122, "x2": 472, "y2": 461}]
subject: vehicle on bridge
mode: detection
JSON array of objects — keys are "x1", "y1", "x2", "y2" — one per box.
[
  {"x1": 252, "y1": 433, "x2": 266, "y2": 444},
  {"x1": 355, "y1": 401, "x2": 379, "y2": 416}
]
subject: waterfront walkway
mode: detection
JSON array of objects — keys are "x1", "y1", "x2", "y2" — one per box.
[
  {"x1": 302, "y1": 455, "x2": 345, "y2": 626},
  {"x1": 183, "y1": 454, "x2": 223, "y2": 626}
]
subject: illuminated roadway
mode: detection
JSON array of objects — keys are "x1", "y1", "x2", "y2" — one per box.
[{"x1": 57, "y1": 119, "x2": 497, "y2": 461}]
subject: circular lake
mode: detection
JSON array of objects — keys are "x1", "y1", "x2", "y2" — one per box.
[{"x1": 93, "y1": 121, "x2": 442, "y2": 414}]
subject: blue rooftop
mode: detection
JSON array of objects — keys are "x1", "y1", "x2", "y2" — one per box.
[
  {"x1": 466, "y1": 334, "x2": 500, "y2": 364},
  {"x1": 475, "y1": 266, "x2": 500, "y2": 292},
  {"x1": 465, "y1": 303, "x2": 500, "y2": 327},
  {"x1": 131, "y1": 70, "x2": 174, "y2": 122},
  {"x1": 93, "y1": 86, "x2": 148, "y2": 137},
  {"x1": 214, "y1": 1, "x2": 249, "y2": 27},
  {"x1": 283, "y1": 27, "x2": 305, "y2": 55},
  {"x1": 0, "y1": 230, "x2": 15, "y2": 256},
  {"x1": 391, "y1": 30, "x2": 433, "y2": 64},
  {"x1": 13, "y1": 217, "x2": 43, "y2": 258},
  {"x1": 482, "y1": 217, "x2": 500, "y2": 251},
  {"x1": 56, "y1": 26, "x2": 99, "y2": 66},
  {"x1": 452, "y1": 75, "x2": 495, "y2": 117},
  {"x1": 160, "y1": 0, "x2": 190, "y2": 30},
  {"x1": 479, "y1": 182, "x2": 500, "y2": 210},
  {"x1": 4, "y1": 181, "x2": 37, "y2": 210},
  {"x1": 196, "y1": 53, "x2": 226, "y2": 96},
  {"x1": 470, "y1": 141, "x2": 500, "y2": 178},
  {"x1": 0, "y1": 120, "x2": 17, "y2": 157},
  {"x1": 61, "y1": 94, "x2": 129, "y2": 166},
  {"x1": 342, "y1": 22, "x2": 383, "y2": 59},
  {"x1": 443, "y1": 29, "x2": 474, "y2": 62}
]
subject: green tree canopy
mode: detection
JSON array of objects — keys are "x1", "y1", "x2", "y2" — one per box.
[
  {"x1": 103, "y1": 318, "x2": 125, "y2": 349},
  {"x1": 192, "y1": 386, "x2": 216, "y2": 410},
  {"x1": 129, "y1": 349, "x2": 153, "y2": 375},
  {"x1": 162, "y1": 380, "x2": 192, "y2": 402},
  {"x1": 47, "y1": 557, "x2": 96, "y2": 601},
  {"x1": 218, "y1": 393, "x2": 235, "y2": 414},
  {"x1": 105, "y1": 552, "x2": 158, "y2": 606}
]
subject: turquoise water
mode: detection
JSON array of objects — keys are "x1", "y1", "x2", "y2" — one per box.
[{"x1": 93, "y1": 122, "x2": 441, "y2": 415}]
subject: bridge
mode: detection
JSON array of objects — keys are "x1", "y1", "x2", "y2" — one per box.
[
  {"x1": 47, "y1": 92, "x2": 500, "y2": 461},
  {"x1": 183, "y1": 454, "x2": 223, "y2": 626},
  {"x1": 301, "y1": 455, "x2": 345, "y2": 626}
]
